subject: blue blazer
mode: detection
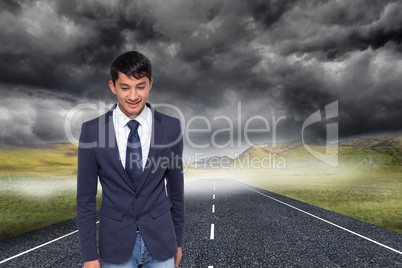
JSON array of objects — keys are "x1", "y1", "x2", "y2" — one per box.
[{"x1": 77, "y1": 103, "x2": 184, "y2": 264}]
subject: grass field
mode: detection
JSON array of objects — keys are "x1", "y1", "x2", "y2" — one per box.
[
  {"x1": 0, "y1": 142, "x2": 103, "y2": 240},
  {"x1": 0, "y1": 143, "x2": 79, "y2": 176},
  {"x1": 0, "y1": 175, "x2": 102, "y2": 240},
  {"x1": 0, "y1": 134, "x2": 401, "y2": 240}
]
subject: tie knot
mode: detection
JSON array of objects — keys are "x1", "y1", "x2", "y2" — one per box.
[{"x1": 127, "y1": 120, "x2": 140, "y2": 132}]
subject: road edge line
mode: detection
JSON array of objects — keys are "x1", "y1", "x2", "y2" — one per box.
[{"x1": 233, "y1": 180, "x2": 402, "y2": 255}]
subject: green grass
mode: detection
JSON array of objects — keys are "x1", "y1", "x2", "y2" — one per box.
[
  {"x1": 0, "y1": 175, "x2": 102, "y2": 240},
  {"x1": 1, "y1": 136, "x2": 401, "y2": 240},
  {"x1": 0, "y1": 142, "x2": 86, "y2": 240},
  {"x1": 0, "y1": 143, "x2": 78, "y2": 176}
]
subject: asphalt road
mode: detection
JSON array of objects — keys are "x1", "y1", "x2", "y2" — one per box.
[
  {"x1": 0, "y1": 178, "x2": 401, "y2": 267},
  {"x1": 181, "y1": 179, "x2": 402, "y2": 267}
]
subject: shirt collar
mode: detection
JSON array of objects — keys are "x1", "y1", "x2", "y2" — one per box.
[{"x1": 114, "y1": 102, "x2": 150, "y2": 128}]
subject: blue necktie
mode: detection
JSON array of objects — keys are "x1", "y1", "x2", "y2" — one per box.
[{"x1": 125, "y1": 120, "x2": 143, "y2": 191}]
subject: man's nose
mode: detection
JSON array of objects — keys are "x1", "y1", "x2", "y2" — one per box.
[{"x1": 129, "y1": 89, "x2": 138, "y2": 100}]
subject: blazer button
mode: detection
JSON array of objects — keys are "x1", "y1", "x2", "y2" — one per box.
[
  {"x1": 136, "y1": 216, "x2": 140, "y2": 221},
  {"x1": 135, "y1": 195, "x2": 139, "y2": 199}
]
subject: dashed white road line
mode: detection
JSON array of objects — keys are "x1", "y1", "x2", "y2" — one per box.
[
  {"x1": 0, "y1": 221, "x2": 100, "y2": 264},
  {"x1": 212, "y1": 182, "x2": 215, "y2": 238},
  {"x1": 210, "y1": 224, "x2": 215, "y2": 240},
  {"x1": 234, "y1": 181, "x2": 402, "y2": 255},
  {"x1": 208, "y1": 266, "x2": 214, "y2": 268}
]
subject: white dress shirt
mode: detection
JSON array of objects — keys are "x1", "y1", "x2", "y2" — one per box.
[{"x1": 112, "y1": 103, "x2": 152, "y2": 171}]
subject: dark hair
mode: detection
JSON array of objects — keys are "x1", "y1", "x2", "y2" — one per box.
[{"x1": 110, "y1": 51, "x2": 152, "y2": 84}]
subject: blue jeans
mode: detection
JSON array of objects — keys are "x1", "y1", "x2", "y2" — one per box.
[{"x1": 102, "y1": 232, "x2": 174, "y2": 268}]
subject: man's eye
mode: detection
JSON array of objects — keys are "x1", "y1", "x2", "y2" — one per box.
[
  {"x1": 122, "y1": 88, "x2": 129, "y2": 90},
  {"x1": 138, "y1": 87, "x2": 145, "y2": 90}
]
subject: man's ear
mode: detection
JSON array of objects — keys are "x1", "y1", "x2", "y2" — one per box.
[{"x1": 109, "y1": 80, "x2": 117, "y2": 94}]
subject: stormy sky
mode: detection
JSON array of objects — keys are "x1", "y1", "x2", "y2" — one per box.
[{"x1": 1, "y1": 0, "x2": 401, "y2": 159}]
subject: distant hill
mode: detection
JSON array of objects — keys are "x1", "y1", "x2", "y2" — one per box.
[
  {"x1": 1, "y1": 132, "x2": 402, "y2": 176},
  {"x1": 229, "y1": 132, "x2": 402, "y2": 173},
  {"x1": 237, "y1": 140, "x2": 303, "y2": 159}
]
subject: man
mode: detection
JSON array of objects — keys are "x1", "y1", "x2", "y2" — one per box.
[{"x1": 77, "y1": 51, "x2": 184, "y2": 268}]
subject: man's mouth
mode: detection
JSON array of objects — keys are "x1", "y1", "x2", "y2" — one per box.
[{"x1": 127, "y1": 100, "x2": 141, "y2": 107}]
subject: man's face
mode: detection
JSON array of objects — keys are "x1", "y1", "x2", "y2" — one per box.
[{"x1": 109, "y1": 72, "x2": 153, "y2": 118}]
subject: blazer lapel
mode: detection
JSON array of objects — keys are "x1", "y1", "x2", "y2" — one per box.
[
  {"x1": 136, "y1": 103, "x2": 165, "y2": 192},
  {"x1": 100, "y1": 104, "x2": 136, "y2": 191}
]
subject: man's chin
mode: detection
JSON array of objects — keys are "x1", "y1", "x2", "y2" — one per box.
[{"x1": 124, "y1": 104, "x2": 144, "y2": 117}]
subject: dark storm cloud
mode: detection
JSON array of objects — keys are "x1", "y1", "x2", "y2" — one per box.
[
  {"x1": 267, "y1": 0, "x2": 402, "y2": 59},
  {"x1": 0, "y1": 0, "x2": 402, "y2": 155},
  {"x1": 0, "y1": 0, "x2": 22, "y2": 13},
  {"x1": 0, "y1": 86, "x2": 98, "y2": 144},
  {"x1": 0, "y1": 0, "x2": 163, "y2": 99},
  {"x1": 249, "y1": 0, "x2": 297, "y2": 28}
]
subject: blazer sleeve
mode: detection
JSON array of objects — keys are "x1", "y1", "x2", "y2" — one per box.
[
  {"x1": 165, "y1": 119, "x2": 185, "y2": 247},
  {"x1": 76, "y1": 122, "x2": 99, "y2": 262}
]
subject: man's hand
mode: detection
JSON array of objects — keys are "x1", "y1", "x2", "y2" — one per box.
[
  {"x1": 83, "y1": 260, "x2": 100, "y2": 268},
  {"x1": 174, "y1": 247, "x2": 182, "y2": 267}
]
